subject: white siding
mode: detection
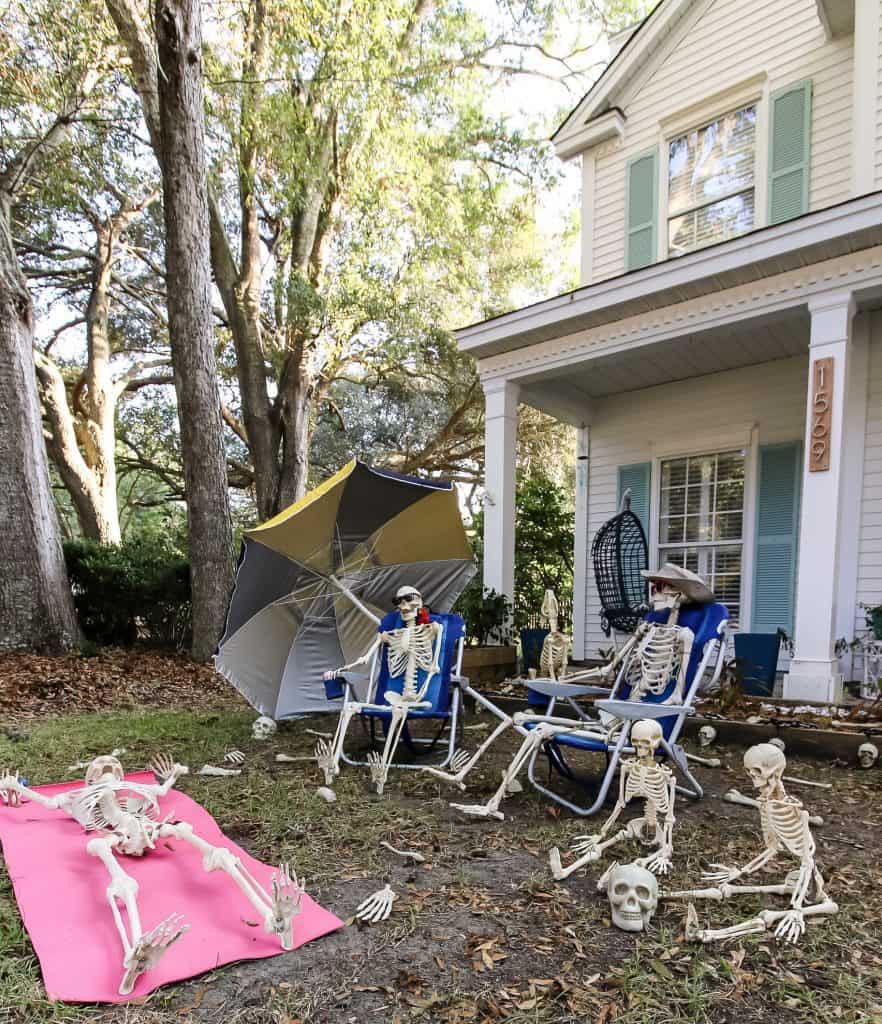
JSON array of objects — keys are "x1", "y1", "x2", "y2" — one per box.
[
  {"x1": 590, "y1": 0, "x2": 854, "y2": 283},
  {"x1": 581, "y1": 356, "x2": 808, "y2": 658},
  {"x1": 855, "y1": 313, "x2": 882, "y2": 634},
  {"x1": 877, "y1": 0, "x2": 882, "y2": 187}
]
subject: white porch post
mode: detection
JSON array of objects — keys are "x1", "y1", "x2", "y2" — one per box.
[
  {"x1": 482, "y1": 378, "x2": 519, "y2": 603},
  {"x1": 571, "y1": 426, "x2": 590, "y2": 660},
  {"x1": 784, "y1": 291, "x2": 857, "y2": 703}
]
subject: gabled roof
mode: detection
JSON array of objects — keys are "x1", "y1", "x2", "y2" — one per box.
[{"x1": 552, "y1": 0, "x2": 853, "y2": 161}]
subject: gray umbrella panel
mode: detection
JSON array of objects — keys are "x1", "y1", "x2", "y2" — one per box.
[{"x1": 215, "y1": 538, "x2": 475, "y2": 718}]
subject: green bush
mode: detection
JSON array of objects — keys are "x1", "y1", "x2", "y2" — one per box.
[{"x1": 64, "y1": 538, "x2": 191, "y2": 648}]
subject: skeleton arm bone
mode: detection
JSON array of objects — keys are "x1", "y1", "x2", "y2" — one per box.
[
  {"x1": 0, "y1": 772, "x2": 74, "y2": 813},
  {"x1": 641, "y1": 774, "x2": 677, "y2": 874},
  {"x1": 703, "y1": 844, "x2": 777, "y2": 884},
  {"x1": 325, "y1": 634, "x2": 384, "y2": 679},
  {"x1": 670, "y1": 628, "x2": 694, "y2": 703}
]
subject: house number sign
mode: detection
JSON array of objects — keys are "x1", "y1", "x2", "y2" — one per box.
[{"x1": 809, "y1": 356, "x2": 833, "y2": 472}]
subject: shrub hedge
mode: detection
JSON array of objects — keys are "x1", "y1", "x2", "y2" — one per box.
[{"x1": 63, "y1": 538, "x2": 192, "y2": 648}]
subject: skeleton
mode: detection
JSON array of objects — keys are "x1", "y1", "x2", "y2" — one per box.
[
  {"x1": 549, "y1": 720, "x2": 677, "y2": 878},
  {"x1": 697, "y1": 726, "x2": 717, "y2": 749},
  {"x1": 538, "y1": 590, "x2": 571, "y2": 681},
  {"x1": 322, "y1": 586, "x2": 443, "y2": 794},
  {"x1": 663, "y1": 743, "x2": 837, "y2": 944},
  {"x1": 431, "y1": 575, "x2": 697, "y2": 819},
  {"x1": 252, "y1": 716, "x2": 277, "y2": 741},
  {"x1": 723, "y1": 787, "x2": 824, "y2": 826},
  {"x1": 0, "y1": 754, "x2": 304, "y2": 994},
  {"x1": 600, "y1": 861, "x2": 659, "y2": 932},
  {"x1": 857, "y1": 741, "x2": 878, "y2": 768}
]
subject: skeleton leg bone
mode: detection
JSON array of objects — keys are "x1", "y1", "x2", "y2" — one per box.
[
  {"x1": 686, "y1": 899, "x2": 839, "y2": 944},
  {"x1": 422, "y1": 714, "x2": 514, "y2": 790},
  {"x1": 159, "y1": 824, "x2": 302, "y2": 949},
  {"x1": 325, "y1": 703, "x2": 362, "y2": 785},
  {"x1": 549, "y1": 826, "x2": 633, "y2": 880},
  {"x1": 369, "y1": 702, "x2": 424, "y2": 795},
  {"x1": 86, "y1": 835, "x2": 188, "y2": 996}
]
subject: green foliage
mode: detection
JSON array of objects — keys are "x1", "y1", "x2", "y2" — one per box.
[
  {"x1": 63, "y1": 537, "x2": 191, "y2": 648},
  {"x1": 456, "y1": 586, "x2": 515, "y2": 646}
]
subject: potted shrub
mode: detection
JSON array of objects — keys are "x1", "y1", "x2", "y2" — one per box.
[
  {"x1": 456, "y1": 585, "x2": 518, "y2": 685},
  {"x1": 861, "y1": 602, "x2": 882, "y2": 640}
]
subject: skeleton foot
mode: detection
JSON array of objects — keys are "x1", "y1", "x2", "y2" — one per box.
[
  {"x1": 266, "y1": 862, "x2": 304, "y2": 950},
  {"x1": 355, "y1": 883, "x2": 397, "y2": 923},
  {"x1": 549, "y1": 844, "x2": 599, "y2": 880},
  {"x1": 367, "y1": 752, "x2": 389, "y2": 795},
  {"x1": 638, "y1": 849, "x2": 673, "y2": 876},
  {"x1": 449, "y1": 801, "x2": 504, "y2": 820},
  {"x1": 119, "y1": 913, "x2": 188, "y2": 996},
  {"x1": 422, "y1": 750, "x2": 471, "y2": 790}
]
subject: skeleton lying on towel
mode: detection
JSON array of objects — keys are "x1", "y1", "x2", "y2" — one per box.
[
  {"x1": 0, "y1": 754, "x2": 304, "y2": 995},
  {"x1": 424, "y1": 564, "x2": 710, "y2": 820}
]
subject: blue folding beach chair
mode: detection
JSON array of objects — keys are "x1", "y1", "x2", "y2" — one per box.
[
  {"x1": 328, "y1": 611, "x2": 468, "y2": 778},
  {"x1": 524, "y1": 601, "x2": 729, "y2": 816}
]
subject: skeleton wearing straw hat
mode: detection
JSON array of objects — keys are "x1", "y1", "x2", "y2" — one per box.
[{"x1": 425, "y1": 564, "x2": 712, "y2": 820}]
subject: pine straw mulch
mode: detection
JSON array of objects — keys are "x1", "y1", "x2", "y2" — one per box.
[{"x1": 0, "y1": 649, "x2": 246, "y2": 724}]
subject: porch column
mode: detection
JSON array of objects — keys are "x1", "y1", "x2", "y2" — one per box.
[
  {"x1": 571, "y1": 426, "x2": 590, "y2": 660},
  {"x1": 784, "y1": 291, "x2": 858, "y2": 703},
  {"x1": 482, "y1": 378, "x2": 519, "y2": 603}
]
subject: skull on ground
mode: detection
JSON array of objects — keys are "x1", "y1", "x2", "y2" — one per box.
[
  {"x1": 697, "y1": 725, "x2": 717, "y2": 749},
  {"x1": 857, "y1": 742, "x2": 878, "y2": 769},
  {"x1": 601, "y1": 861, "x2": 658, "y2": 932},
  {"x1": 252, "y1": 716, "x2": 277, "y2": 741}
]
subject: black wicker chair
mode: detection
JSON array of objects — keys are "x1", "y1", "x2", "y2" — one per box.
[{"x1": 591, "y1": 490, "x2": 649, "y2": 637}]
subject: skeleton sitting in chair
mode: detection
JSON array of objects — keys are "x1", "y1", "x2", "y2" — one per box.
[
  {"x1": 320, "y1": 585, "x2": 443, "y2": 795},
  {"x1": 427, "y1": 564, "x2": 708, "y2": 820},
  {"x1": 0, "y1": 754, "x2": 303, "y2": 995},
  {"x1": 664, "y1": 743, "x2": 838, "y2": 944}
]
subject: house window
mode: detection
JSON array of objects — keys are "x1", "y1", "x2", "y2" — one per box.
[
  {"x1": 657, "y1": 450, "x2": 746, "y2": 626},
  {"x1": 667, "y1": 104, "x2": 756, "y2": 257}
]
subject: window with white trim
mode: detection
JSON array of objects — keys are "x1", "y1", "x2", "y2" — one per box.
[
  {"x1": 667, "y1": 104, "x2": 756, "y2": 257},
  {"x1": 657, "y1": 450, "x2": 745, "y2": 626}
]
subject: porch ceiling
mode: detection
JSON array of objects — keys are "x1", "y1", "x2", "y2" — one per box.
[{"x1": 519, "y1": 308, "x2": 809, "y2": 416}]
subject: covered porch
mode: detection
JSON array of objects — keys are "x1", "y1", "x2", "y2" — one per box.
[{"x1": 457, "y1": 194, "x2": 882, "y2": 702}]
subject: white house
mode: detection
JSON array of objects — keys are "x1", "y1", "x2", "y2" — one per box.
[{"x1": 456, "y1": 0, "x2": 882, "y2": 702}]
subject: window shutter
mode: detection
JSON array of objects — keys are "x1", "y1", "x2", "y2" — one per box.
[
  {"x1": 625, "y1": 149, "x2": 658, "y2": 270},
  {"x1": 751, "y1": 442, "x2": 802, "y2": 635},
  {"x1": 617, "y1": 463, "x2": 651, "y2": 537},
  {"x1": 768, "y1": 81, "x2": 812, "y2": 225}
]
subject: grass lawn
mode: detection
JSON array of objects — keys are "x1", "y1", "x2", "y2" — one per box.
[{"x1": 1, "y1": 693, "x2": 881, "y2": 1024}]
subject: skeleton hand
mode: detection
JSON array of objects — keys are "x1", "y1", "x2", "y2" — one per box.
[
  {"x1": 266, "y1": 863, "x2": 304, "y2": 949},
  {"x1": 367, "y1": 751, "x2": 385, "y2": 787},
  {"x1": 773, "y1": 908, "x2": 806, "y2": 944},
  {"x1": 355, "y1": 883, "x2": 397, "y2": 923},
  {"x1": 570, "y1": 834, "x2": 603, "y2": 859},
  {"x1": 149, "y1": 753, "x2": 189, "y2": 785},
  {"x1": 701, "y1": 863, "x2": 741, "y2": 885},
  {"x1": 0, "y1": 770, "x2": 23, "y2": 807},
  {"x1": 315, "y1": 739, "x2": 334, "y2": 785},
  {"x1": 639, "y1": 848, "x2": 673, "y2": 876},
  {"x1": 323, "y1": 669, "x2": 342, "y2": 681}
]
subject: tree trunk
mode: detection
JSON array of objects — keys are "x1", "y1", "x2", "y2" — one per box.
[
  {"x1": 0, "y1": 204, "x2": 79, "y2": 651},
  {"x1": 155, "y1": 0, "x2": 233, "y2": 660}
]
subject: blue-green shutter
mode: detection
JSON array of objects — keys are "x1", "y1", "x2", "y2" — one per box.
[
  {"x1": 618, "y1": 462, "x2": 651, "y2": 537},
  {"x1": 768, "y1": 81, "x2": 812, "y2": 225},
  {"x1": 625, "y1": 149, "x2": 658, "y2": 271},
  {"x1": 751, "y1": 442, "x2": 802, "y2": 634}
]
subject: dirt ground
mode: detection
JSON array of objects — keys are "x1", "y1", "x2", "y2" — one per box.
[{"x1": 1, "y1": 654, "x2": 881, "y2": 1024}]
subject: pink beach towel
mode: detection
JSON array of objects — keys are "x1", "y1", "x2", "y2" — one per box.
[{"x1": 0, "y1": 772, "x2": 343, "y2": 1003}]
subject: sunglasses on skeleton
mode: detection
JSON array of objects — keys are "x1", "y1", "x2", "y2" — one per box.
[{"x1": 396, "y1": 592, "x2": 421, "y2": 605}]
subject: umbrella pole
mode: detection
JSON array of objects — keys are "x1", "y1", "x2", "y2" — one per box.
[{"x1": 329, "y1": 574, "x2": 381, "y2": 625}]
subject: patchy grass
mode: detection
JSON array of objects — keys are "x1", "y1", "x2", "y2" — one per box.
[{"x1": 1, "y1": 704, "x2": 881, "y2": 1023}]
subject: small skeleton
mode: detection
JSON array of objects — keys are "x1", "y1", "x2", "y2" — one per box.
[
  {"x1": 435, "y1": 570, "x2": 700, "y2": 818},
  {"x1": 252, "y1": 716, "x2": 277, "y2": 741},
  {"x1": 663, "y1": 743, "x2": 838, "y2": 944},
  {"x1": 549, "y1": 720, "x2": 676, "y2": 879},
  {"x1": 323, "y1": 586, "x2": 442, "y2": 794},
  {"x1": 538, "y1": 589, "x2": 571, "y2": 681},
  {"x1": 0, "y1": 754, "x2": 304, "y2": 995}
]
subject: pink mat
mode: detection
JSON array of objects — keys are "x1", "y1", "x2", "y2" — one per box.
[{"x1": 0, "y1": 773, "x2": 343, "y2": 1003}]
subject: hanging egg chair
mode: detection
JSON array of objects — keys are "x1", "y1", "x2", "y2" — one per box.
[{"x1": 590, "y1": 490, "x2": 649, "y2": 637}]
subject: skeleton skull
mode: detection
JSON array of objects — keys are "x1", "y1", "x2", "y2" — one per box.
[
  {"x1": 650, "y1": 582, "x2": 682, "y2": 614},
  {"x1": 768, "y1": 737, "x2": 785, "y2": 752},
  {"x1": 394, "y1": 585, "x2": 423, "y2": 623},
  {"x1": 743, "y1": 743, "x2": 786, "y2": 797},
  {"x1": 252, "y1": 716, "x2": 277, "y2": 741},
  {"x1": 84, "y1": 755, "x2": 124, "y2": 786},
  {"x1": 631, "y1": 719, "x2": 663, "y2": 760},
  {"x1": 601, "y1": 861, "x2": 658, "y2": 932},
  {"x1": 857, "y1": 742, "x2": 879, "y2": 769},
  {"x1": 697, "y1": 725, "x2": 717, "y2": 749}
]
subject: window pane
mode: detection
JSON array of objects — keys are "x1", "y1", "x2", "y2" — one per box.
[
  {"x1": 695, "y1": 191, "x2": 755, "y2": 248},
  {"x1": 668, "y1": 105, "x2": 756, "y2": 216},
  {"x1": 714, "y1": 511, "x2": 743, "y2": 540},
  {"x1": 661, "y1": 459, "x2": 687, "y2": 488}
]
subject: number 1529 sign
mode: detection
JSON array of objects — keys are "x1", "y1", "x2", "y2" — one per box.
[{"x1": 809, "y1": 357, "x2": 833, "y2": 473}]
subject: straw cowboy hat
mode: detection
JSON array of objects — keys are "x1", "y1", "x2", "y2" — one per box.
[{"x1": 641, "y1": 563, "x2": 715, "y2": 605}]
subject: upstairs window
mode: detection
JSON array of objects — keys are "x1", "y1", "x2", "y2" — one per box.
[{"x1": 667, "y1": 105, "x2": 756, "y2": 257}]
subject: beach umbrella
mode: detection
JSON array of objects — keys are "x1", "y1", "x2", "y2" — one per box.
[{"x1": 214, "y1": 459, "x2": 476, "y2": 718}]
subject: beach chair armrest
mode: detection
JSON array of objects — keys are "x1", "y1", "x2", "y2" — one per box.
[
  {"x1": 595, "y1": 700, "x2": 694, "y2": 721},
  {"x1": 525, "y1": 679, "x2": 612, "y2": 699},
  {"x1": 450, "y1": 674, "x2": 470, "y2": 688}
]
